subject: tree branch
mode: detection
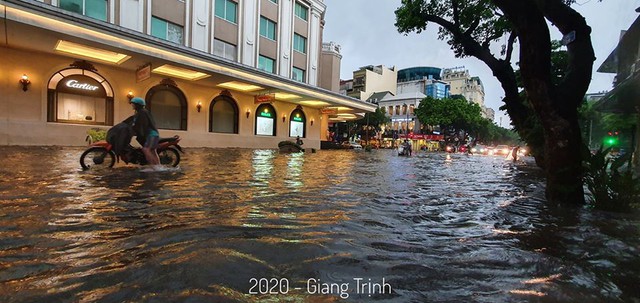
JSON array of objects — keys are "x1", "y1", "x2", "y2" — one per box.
[
  {"x1": 505, "y1": 30, "x2": 517, "y2": 63},
  {"x1": 464, "y1": 18, "x2": 481, "y2": 36},
  {"x1": 452, "y1": 0, "x2": 461, "y2": 26},
  {"x1": 482, "y1": 30, "x2": 503, "y2": 49},
  {"x1": 536, "y1": 0, "x2": 595, "y2": 111}
]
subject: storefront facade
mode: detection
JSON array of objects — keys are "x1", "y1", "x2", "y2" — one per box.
[{"x1": 0, "y1": 0, "x2": 375, "y2": 149}]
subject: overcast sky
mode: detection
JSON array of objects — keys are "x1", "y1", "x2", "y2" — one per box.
[{"x1": 322, "y1": 0, "x2": 640, "y2": 127}]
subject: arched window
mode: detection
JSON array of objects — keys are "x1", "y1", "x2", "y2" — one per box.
[
  {"x1": 255, "y1": 103, "x2": 276, "y2": 136},
  {"x1": 289, "y1": 107, "x2": 306, "y2": 138},
  {"x1": 47, "y1": 61, "x2": 114, "y2": 125},
  {"x1": 145, "y1": 79, "x2": 187, "y2": 130},
  {"x1": 209, "y1": 90, "x2": 239, "y2": 133}
]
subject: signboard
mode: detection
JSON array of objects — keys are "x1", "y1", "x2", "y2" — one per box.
[
  {"x1": 254, "y1": 94, "x2": 275, "y2": 104},
  {"x1": 136, "y1": 63, "x2": 151, "y2": 83},
  {"x1": 320, "y1": 108, "x2": 338, "y2": 115},
  {"x1": 399, "y1": 134, "x2": 444, "y2": 141},
  {"x1": 56, "y1": 75, "x2": 106, "y2": 97},
  {"x1": 260, "y1": 111, "x2": 272, "y2": 118}
]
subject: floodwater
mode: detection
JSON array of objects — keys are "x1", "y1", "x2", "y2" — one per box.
[{"x1": 0, "y1": 146, "x2": 638, "y2": 303}]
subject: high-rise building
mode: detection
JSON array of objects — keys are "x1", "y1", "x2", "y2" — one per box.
[{"x1": 0, "y1": 0, "x2": 373, "y2": 148}]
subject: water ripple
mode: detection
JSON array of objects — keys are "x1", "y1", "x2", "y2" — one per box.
[{"x1": 0, "y1": 146, "x2": 639, "y2": 302}]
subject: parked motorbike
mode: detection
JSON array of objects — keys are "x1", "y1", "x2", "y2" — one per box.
[
  {"x1": 80, "y1": 136, "x2": 183, "y2": 170},
  {"x1": 398, "y1": 144, "x2": 412, "y2": 156}
]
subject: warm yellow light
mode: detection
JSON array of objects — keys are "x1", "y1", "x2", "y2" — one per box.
[
  {"x1": 55, "y1": 40, "x2": 131, "y2": 64},
  {"x1": 299, "y1": 100, "x2": 330, "y2": 107},
  {"x1": 274, "y1": 93, "x2": 300, "y2": 100},
  {"x1": 152, "y1": 64, "x2": 210, "y2": 81},
  {"x1": 337, "y1": 113, "x2": 357, "y2": 118},
  {"x1": 217, "y1": 81, "x2": 263, "y2": 92}
]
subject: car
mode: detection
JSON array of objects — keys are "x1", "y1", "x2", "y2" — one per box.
[
  {"x1": 471, "y1": 144, "x2": 488, "y2": 154},
  {"x1": 517, "y1": 146, "x2": 528, "y2": 157},
  {"x1": 494, "y1": 145, "x2": 511, "y2": 156},
  {"x1": 341, "y1": 141, "x2": 363, "y2": 149}
]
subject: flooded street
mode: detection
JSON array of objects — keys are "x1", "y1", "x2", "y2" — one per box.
[{"x1": 0, "y1": 146, "x2": 639, "y2": 302}]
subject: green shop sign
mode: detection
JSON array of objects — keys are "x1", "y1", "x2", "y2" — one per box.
[
  {"x1": 260, "y1": 111, "x2": 272, "y2": 118},
  {"x1": 293, "y1": 117, "x2": 303, "y2": 122}
]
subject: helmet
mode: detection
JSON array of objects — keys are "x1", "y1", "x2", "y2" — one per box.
[{"x1": 130, "y1": 97, "x2": 145, "y2": 106}]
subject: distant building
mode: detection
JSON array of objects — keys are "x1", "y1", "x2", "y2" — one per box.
[
  {"x1": 397, "y1": 66, "x2": 450, "y2": 100},
  {"x1": 483, "y1": 107, "x2": 495, "y2": 122},
  {"x1": 366, "y1": 91, "x2": 394, "y2": 105},
  {"x1": 340, "y1": 79, "x2": 353, "y2": 96},
  {"x1": 379, "y1": 92, "x2": 425, "y2": 135},
  {"x1": 442, "y1": 67, "x2": 495, "y2": 119},
  {"x1": 343, "y1": 65, "x2": 397, "y2": 100},
  {"x1": 319, "y1": 42, "x2": 342, "y2": 93},
  {"x1": 442, "y1": 67, "x2": 485, "y2": 107}
]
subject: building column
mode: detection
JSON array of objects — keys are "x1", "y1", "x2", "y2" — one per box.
[
  {"x1": 278, "y1": 0, "x2": 293, "y2": 77},
  {"x1": 307, "y1": 3, "x2": 323, "y2": 86},
  {"x1": 241, "y1": 0, "x2": 258, "y2": 66}
]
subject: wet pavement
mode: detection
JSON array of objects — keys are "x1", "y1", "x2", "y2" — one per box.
[{"x1": 0, "y1": 146, "x2": 639, "y2": 302}]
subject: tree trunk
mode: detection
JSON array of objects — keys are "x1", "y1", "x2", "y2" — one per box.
[
  {"x1": 541, "y1": 106, "x2": 585, "y2": 203},
  {"x1": 495, "y1": 0, "x2": 590, "y2": 204}
]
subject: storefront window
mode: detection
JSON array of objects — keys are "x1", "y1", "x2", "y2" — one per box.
[
  {"x1": 209, "y1": 94, "x2": 238, "y2": 133},
  {"x1": 289, "y1": 108, "x2": 306, "y2": 138},
  {"x1": 47, "y1": 70, "x2": 114, "y2": 125},
  {"x1": 146, "y1": 84, "x2": 188, "y2": 130},
  {"x1": 255, "y1": 104, "x2": 276, "y2": 136}
]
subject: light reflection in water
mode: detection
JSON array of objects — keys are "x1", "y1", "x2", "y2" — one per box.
[{"x1": 0, "y1": 147, "x2": 638, "y2": 302}]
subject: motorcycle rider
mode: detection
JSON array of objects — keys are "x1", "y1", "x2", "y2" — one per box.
[{"x1": 130, "y1": 97, "x2": 162, "y2": 171}]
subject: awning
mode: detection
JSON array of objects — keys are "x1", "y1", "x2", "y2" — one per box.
[{"x1": 593, "y1": 73, "x2": 640, "y2": 114}]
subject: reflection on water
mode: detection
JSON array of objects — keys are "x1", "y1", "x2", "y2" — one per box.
[{"x1": 0, "y1": 146, "x2": 639, "y2": 302}]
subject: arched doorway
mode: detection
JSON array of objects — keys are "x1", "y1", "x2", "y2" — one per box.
[
  {"x1": 209, "y1": 90, "x2": 239, "y2": 133},
  {"x1": 145, "y1": 79, "x2": 188, "y2": 130}
]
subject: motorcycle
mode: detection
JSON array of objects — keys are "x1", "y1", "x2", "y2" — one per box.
[
  {"x1": 398, "y1": 143, "x2": 412, "y2": 156},
  {"x1": 80, "y1": 135, "x2": 183, "y2": 170}
]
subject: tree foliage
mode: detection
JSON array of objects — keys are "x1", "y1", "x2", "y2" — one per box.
[
  {"x1": 355, "y1": 107, "x2": 391, "y2": 131},
  {"x1": 415, "y1": 96, "x2": 519, "y2": 145}
]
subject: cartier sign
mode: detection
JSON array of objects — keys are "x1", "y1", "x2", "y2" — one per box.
[
  {"x1": 56, "y1": 74, "x2": 106, "y2": 97},
  {"x1": 66, "y1": 80, "x2": 99, "y2": 91}
]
